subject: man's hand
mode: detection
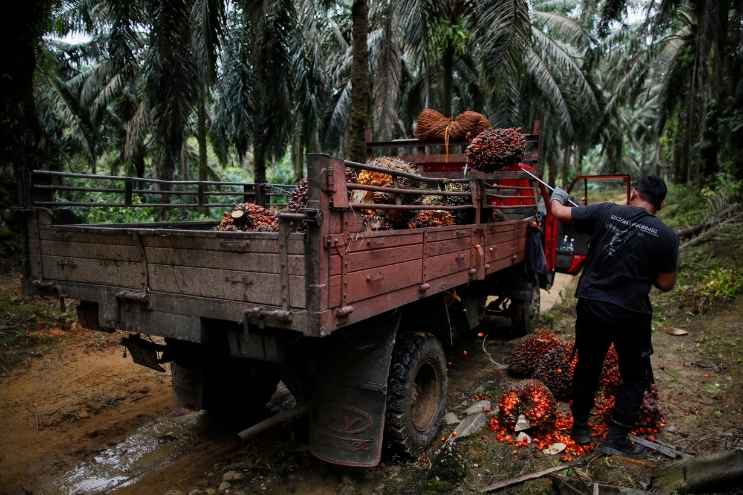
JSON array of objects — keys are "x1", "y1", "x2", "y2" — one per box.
[{"x1": 551, "y1": 187, "x2": 570, "y2": 205}]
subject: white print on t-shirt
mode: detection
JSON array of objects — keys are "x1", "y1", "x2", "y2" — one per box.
[
  {"x1": 609, "y1": 215, "x2": 659, "y2": 237},
  {"x1": 605, "y1": 214, "x2": 660, "y2": 257}
]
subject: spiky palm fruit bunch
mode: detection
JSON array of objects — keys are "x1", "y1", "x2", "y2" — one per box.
[
  {"x1": 367, "y1": 156, "x2": 420, "y2": 189},
  {"x1": 466, "y1": 127, "x2": 526, "y2": 172},
  {"x1": 497, "y1": 380, "x2": 556, "y2": 432},
  {"x1": 599, "y1": 345, "x2": 621, "y2": 392},
  {"x1": 533, "y1": 344, "x2": 577, "y2": 401},
  {"x1": 636, "y1": 384, "x2": 665, "y2": 432},
  {"x1": 444, "y1": 182, "x2": 474, "y2": 224},
  {"x1": 508, "y1": 330, "x2": 563, "y2": 377},
  {"x1": 361, "y1": 213, "x2": 392, "y2": 231},
  {"x1": 408, "y1": 210, "x2": 455, "y2": 229},
  {"x1": 287, "y1": 178, "x2": 308, "y2": 212},
  {"x1": 216, "y1": 203, "x2": 278, "y2": 232},
  {"x1": 351, "y1": 157, "x2": 422, "y2": 230}
]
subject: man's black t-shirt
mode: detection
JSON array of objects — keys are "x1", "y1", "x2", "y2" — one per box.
[{"x1": 571, "y1": 203, "x2": 679, "y2": 314}]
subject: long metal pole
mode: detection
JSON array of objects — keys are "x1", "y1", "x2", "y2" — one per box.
[{"x1": 518, "y1": 167, "x2": 580, "y2": 207}]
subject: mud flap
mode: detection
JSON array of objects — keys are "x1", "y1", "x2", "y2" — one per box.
[{"x1": 309, "y1": 312, "x2": 400, "y2": 467}]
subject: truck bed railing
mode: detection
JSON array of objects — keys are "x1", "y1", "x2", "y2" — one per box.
[{"x1": 30, "y1": 170, "x2": 295, "y2": 209}]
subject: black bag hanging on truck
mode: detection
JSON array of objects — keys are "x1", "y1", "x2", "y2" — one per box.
[{"x1": 527, "y1": 228, "x2": 548, "y2": 278}]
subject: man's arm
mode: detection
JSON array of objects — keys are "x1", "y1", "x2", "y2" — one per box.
[
  {"x1": 550, "y1": 200, "x2": 573, "y2": 223},
  {"x1": 654, "y1": 272, "x2": 676, "y2": 292}
]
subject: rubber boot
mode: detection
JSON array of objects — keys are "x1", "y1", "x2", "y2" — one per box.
[
  {"x1": 600, "y1": 420, "x2": 646, "y2": 457},
  {"x1": 571, "y1": 419, "x2": 591, "y2": 445}
]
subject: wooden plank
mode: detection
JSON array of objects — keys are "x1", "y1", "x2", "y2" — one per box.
[
  {"x1": 42, "y1": 240, "x2": 143, "y2": 262},
  {"x1": 346, "y1": 232, "x2": 423, "y2": 252},
  {"x1": 117, "y1": 307, "x2": 202, "y2": 343},
  {"x1": 143, "y1": 233, "x2": 304, "y2": 254},
  {"x1": 425, "y1": 228, "x2": 472, "y2": 243},
  {"x1": 331, "y1": 270, "x2": 469, "y2": 332},
  {"x1": 42, "y1": 255, "x2": 146, "y2": 288},
  {"x1": 485, "y1": 231, "x2": 515, "y2": 245},
  {"x1": 148, "y1": 264, "x2": 306, "y2": 308},
  {"x1": 344, "y1": 259, "x2": 421, "y2": 303},
  {"x1": 485, "y1": 250, "x2": 524, "y2": 275},
  {"x1": 328, "y1": 275, "x2": 342, "y2": 308},
  {"x1": 424, "y1": 251, "x2": 470, "y2": 281},
  {"x1": 425, "y1": 236, "x2": 471, "y2": 257},
  {"x1": 486, "y1": 239, "x2": 518, "y2": 263},
  {"x1": 146, "y1": 247, "x2": 304, "y2": 275},
  {"x1": 346, "y1": 244, "x2": 422, "y2": 272},
  {"x1": 40, "y1": 227, "x2": 137, "y2": 245}
]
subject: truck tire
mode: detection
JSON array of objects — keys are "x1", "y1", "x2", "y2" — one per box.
[
  {"x1": 385, "y1": 332, "x2": 447, "y2": 456},
  {"x1": 172, "y1": 359, "x2": 280, "y2": 425},
  {"x1": 510, "y1": 279, "x2": 540, "y2": 336}
]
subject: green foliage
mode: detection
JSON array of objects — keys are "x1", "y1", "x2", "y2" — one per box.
[
  {"x1": 427, "y1": 18, "x2": 470, "y2": 58},
  {"x1": 680, "y1": 267, "x2": 743, "y2": 314}
]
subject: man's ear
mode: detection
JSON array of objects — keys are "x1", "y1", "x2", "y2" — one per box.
[{"x1": 629, "y1": 188, "x2": 638, "y2": 203}]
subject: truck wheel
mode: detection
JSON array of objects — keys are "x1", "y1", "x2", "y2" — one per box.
[
  {"x1": 172, "y1": 359, "x2": 280, "y2": 426},
  {"x1": 385, "y1": 332, "x2": 447, "y2": 456},
  {"x1": 510, "y1": 281, "x2": 540, "y2": 336}
]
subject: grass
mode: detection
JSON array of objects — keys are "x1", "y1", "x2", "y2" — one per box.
[{"x1": 0, "y1": 276, "x2": 75, "y2": 372}]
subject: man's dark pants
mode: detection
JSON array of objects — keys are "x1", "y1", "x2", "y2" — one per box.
[{"x1": 571, "y1": 299, "x2": 654, "y2": 427}]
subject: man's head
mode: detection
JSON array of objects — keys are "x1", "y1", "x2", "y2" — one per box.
[{"x1": 631, "y1": 176, "x2": 667, "y2": 212}]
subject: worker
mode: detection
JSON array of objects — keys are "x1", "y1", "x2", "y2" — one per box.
[{"x1": 549, "y1": 176, "x2": 679, "y2": 456}]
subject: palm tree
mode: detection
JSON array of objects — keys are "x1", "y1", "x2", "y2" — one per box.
[{"x1": 348, "y1": 0, "x2": 370, "y2": 163}]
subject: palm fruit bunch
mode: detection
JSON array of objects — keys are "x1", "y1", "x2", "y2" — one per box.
[
  {"x1": 287, "y1": 178, "x2": 308, "y2": 212},
  {"x1": 408, "y1": 210, "x2": 455, "y2": 229},
  {"x1": 361, "y1": 213, "x2": 392, "y2": 231},
  {"x1": 351, "y1": 157, "x2": 422, "y2": 229},
  {"x1": 444, "y1": 182, "x2": 474, "y2": 224},
  {"x1": 497, "y1": 380, "x2": 556, "y2": 432},
  {"x1": 508, "y1": 330, "x2": 563, "y2": 377},
  {"x1": 533, "y1": 344, "x2": 577, "y2": 401},
  {"x1": 599, "y1": 345, "x2": 621, "y2": 392},
  {"x1": 216, "y1": 202, "x2": 278, "y2": 232},
  {"x1": 635, "y1": 384, "x2": 665, "y2": 433},
  {"x1": 465, "y1": 127, "x2": 526, "y2": 172}
]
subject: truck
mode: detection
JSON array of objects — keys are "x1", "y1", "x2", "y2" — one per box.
[{"x1": 17, "y1": 129, "x2": 630, "y2": 468}]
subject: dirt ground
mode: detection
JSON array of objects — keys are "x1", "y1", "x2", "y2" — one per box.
[{"x1": 1, "y1": 220, "x2": 742, "y2": 495}]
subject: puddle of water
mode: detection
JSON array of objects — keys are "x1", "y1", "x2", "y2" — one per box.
[{"x1": 47, "y1": 412, "x2": 203, "y2": 495}]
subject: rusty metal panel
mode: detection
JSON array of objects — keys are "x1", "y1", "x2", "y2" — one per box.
[
  {"x1": 148, "y1": 264, "x2": 306, "y2": 308},
  {"x1": 423, "y1": 251, "x2": 470, "y2": 281},
  {"x1": 145, "y1": 247, "x2": 305, "y2": 275},
  {"x1": 42, "y1": 255, "x2": 146, "y2": 288},
  {"x1": 42, "y1": 240, "x2": 142, "y2": 262},
  {"x1": 424, "y1": 236, "x2": 471, "y2": 257},
  {"x1": 343, "y1": 259, "x2": 421, "y2": 303}
]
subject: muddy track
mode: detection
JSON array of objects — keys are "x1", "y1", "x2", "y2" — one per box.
[{"x1": 0, "y1": 276, "x2": 577, "y2": 495}]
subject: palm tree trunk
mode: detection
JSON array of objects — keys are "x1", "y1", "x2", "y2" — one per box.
[
  {"x1": 292, "y1": 129, "x2": 304, "y2": 181},
  {"x1": 197, "y1": 90, "x2": 208, "y2": 182},
  {"x1": 442, "y1": 42, "x2": 454, "y2": 116},
  {"x1": 254, "y1": 143, "x2": 267, "y2": 184},
  {"x1": 348, "y1": 0, "x2": 370, "y2": 163},
  {"x1": 561, "y1": 145, "x2": 573, "y2": 188}
]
